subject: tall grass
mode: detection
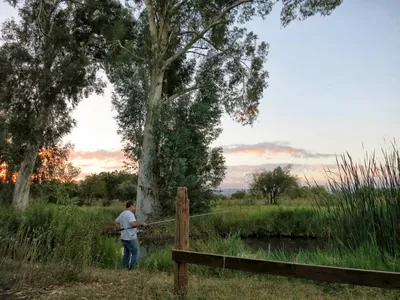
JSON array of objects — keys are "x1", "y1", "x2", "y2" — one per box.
[
  {"x1": 0, "y1": 203, "x2": 122, "y2": 287},
  {"x1": 316, "y1": 144, "x2": 400, "y2": 256}
]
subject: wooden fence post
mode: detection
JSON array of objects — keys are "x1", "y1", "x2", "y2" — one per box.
[{"x1": 174, "y1": 187, "x2": 190, "y2": 297}]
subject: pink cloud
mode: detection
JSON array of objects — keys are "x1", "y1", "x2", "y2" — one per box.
[
  {"x1": 223, "y1": 142, "x2": 335, "y2": 159},
  {"x1": 69, "y1": 149, "x2": 129, "y2": 180},
  {"x1": 69, "y1": 149, "x2": 126, "y2": 161}
]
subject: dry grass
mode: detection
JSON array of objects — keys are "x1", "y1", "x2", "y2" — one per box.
[{"x1": 1, "y1": 261, "x2": 399, "y2": 300}]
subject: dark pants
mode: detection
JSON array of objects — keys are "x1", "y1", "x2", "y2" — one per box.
[{"x1": 121, "y1": 239, "x2": 139, "y2": 269}]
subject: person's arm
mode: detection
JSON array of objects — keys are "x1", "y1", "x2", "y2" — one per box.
[
  {"x1": 128, "y1": 212, "x2": 147, "y2": 228},
  {"x1": 129, "y1": 221, "x2": 147, "y2": 228}
]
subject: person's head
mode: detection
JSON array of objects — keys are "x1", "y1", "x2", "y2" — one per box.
[{"x1": 126, "y1": 201, "x2": 135, "y2": 211}]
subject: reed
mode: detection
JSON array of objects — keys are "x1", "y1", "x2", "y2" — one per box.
[{"x1": 315, "y1": 143, "x2": 400, "y2": 256}]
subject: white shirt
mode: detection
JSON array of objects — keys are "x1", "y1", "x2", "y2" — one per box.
[{"x1": 115, "y1": 210, "x2": 137, "y2": 240}]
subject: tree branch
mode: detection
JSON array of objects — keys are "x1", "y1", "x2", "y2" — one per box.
[
  {"x1": 171, "y1": 0, "x2": 190, "y2": 14},
  {"x1": 187, "y1": 51, "x2": 208, "y2": 57},
  {"x1": 143, "y1": 0, "x2": 159, "y2": 49},
  {"x1": 164, "y1": 85, "x2": 199, "y2": 103},
  {"x1": 164, "y1": 0, "x2": 253, "y2": 68},
  {"x1": 117, "y1": 40, "x2": 144, "y2": 62}
]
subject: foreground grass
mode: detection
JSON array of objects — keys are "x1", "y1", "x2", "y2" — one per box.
[{"x1": 1, "y1": 260, "x2": 399, "y2": 300}]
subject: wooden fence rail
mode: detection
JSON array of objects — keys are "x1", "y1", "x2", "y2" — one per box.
[
  {"x1": 172, "y1": 249, "x2": 400, "y2": 290},
  {"x1": 172, "y1": 187, "x2": 400, "y2": 297}
]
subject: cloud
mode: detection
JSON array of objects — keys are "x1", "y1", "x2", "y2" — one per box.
[
  {"x1": 69, "y1": 149, "x2": 126, "y2": 161},
  {"x1": 69, "y1": 149, "x2": 128, "y2": 180},
  {"x1": 220, "y1": 163, "x2": 338, "y2": 189},
  {"x1": 222, "y1": 141, "x2": 335, "y2": 159}
]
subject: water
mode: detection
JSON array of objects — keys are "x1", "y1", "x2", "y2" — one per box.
[{"x1": 242, "y1": 236, "x2": 329, "y2": 254}]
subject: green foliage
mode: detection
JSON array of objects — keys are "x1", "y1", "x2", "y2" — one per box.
[
  {"x1": 78, "y1": 171, "x2": 138, "y2": 202},
  {"x1": 315, "y1": 144, "x2": 400, "y2": 256},
  {"x1": 231, "y1": 190, "x2": 247, "y2": 199},
  {"x1": 30, "y1": 180, "x2": 70, "y2": 204},
  {"x1": 249, "y1": 165, "x2": 299, "y2": 204},
  {"x1": 116, "y1": 180, "x2": 137, "y2": 201},
  {"x1": 96, "y1": 171, "x2": 138, "y2": 200},
  {"x1": 156, "y1": 92, "x2": 227, "y2": 214},
  {"x1": 80, "y1": 175, "x2": 107, "y2": 202}
]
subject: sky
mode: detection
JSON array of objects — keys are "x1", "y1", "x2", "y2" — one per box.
[{"x1": 1, "y1": 1, "x2": 399, "y2": 189}]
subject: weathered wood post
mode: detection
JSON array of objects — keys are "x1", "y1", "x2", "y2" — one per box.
[{"x1": 174, "y1": 187, "x2": 190, "y2": 297}]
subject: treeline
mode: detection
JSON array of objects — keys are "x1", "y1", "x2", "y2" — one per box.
[{"x1": 0, "y1": 169, "x2": 137, "y2": 207}]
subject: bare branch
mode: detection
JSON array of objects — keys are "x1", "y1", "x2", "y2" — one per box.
[
  {"x1": 164, "y1": 0, "x2": 253, "y2": 68},
  {"x1": 164, "y1": 85, "x2": 199, "y2": 103}
]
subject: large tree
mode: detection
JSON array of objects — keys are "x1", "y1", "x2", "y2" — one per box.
[
  {"x1": 110, "y1": 54, "x2": 227, "y2": 215},
  {"x1": 108, "y1": 0, "x2": 342, "y2": 220},
  {"x1": 0, "y1": 0, "x2": 127, "y2": 209}
]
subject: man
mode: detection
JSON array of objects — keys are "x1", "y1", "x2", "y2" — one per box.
[{"x1": 115, "y1": 201, "x2": 147, "y2": 269}]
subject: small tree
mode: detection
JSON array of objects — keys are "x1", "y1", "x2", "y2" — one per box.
[{"x1": 249, "y1": 165, "x2": 299, "y2": 204}]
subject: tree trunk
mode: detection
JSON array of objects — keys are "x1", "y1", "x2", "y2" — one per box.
[
  {"x1": 136, "y1": 71, "x2": 164, "y2": 222},
  {"x1": 12, "y1": 142, "x2": 39, "y2": 209}
]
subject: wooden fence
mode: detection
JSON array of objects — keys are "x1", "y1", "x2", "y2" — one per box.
[{"x1": 172, "y1": 187, "x2": 400, "y2": 297}]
